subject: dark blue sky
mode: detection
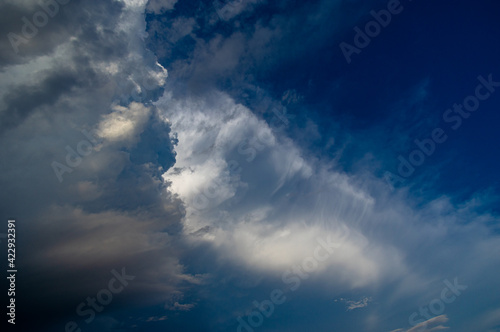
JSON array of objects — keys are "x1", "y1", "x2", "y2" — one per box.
[{"x1": 240, "y1": 0, "x2": 500, "y2": 204}]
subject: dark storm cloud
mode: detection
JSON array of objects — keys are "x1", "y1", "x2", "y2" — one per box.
[
  {"x1": 0, "y1": 0, "x2": 131, "y2": 67},
  {"x1": 0, "y1": 69, "x2": 80, "y2": 134},
  {"x1": 0, "y1": 1, "x2": 194, "y2": 331}
]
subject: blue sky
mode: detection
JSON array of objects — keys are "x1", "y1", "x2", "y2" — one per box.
[{"x1": 1, "y1": 0, "x2": 500, "y2": 331}]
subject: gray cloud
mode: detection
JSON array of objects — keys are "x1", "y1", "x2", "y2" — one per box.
[{"x1": 0, "y1": 0, "x2": 191, "y2": 330}]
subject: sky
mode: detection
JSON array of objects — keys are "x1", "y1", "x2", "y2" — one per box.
[{"x1": 1, "y1": 0, "x2": 500, "y2": 331}]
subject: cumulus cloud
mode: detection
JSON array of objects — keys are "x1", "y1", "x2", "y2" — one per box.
[
  {"x1": 156, "y1": 88, "x2": 412, "y2": 291},
  {"x1": 97, "y1": 102, "x2": 151, "y2": 145}
]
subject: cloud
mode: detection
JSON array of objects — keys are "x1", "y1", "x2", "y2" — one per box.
[
  {"x1": 146, "y1": 0, "x2": 179, "y2": 14},
  {"x1": 146, "y1": 4, "x2": 500, "y2": 324},
  {"x1": 407, "y1": 315, "x2": 449, "y2": 332},
  {"x1": 390, "y1": 315, "x2": 450, "y2": 332},
  {"x1": 336, "y1": 297, "x2": 373, "y2": 311},
  {"x1": 2, "y1": 0, "x2": 500, "y2": 331},
  {"x1": 156, "y1": 88, "x2": 415, "y2": 291},
  {"x1": 213, "y1": 0, "x2": 265, "y2": 21},
  {"x1": 97, "y1": 102, "x2": 151, "y2": 145},
  {"x1": 0, "y1": 0, "x2": 186, "y2": 329},
  {"x1": 152, "y1": 28, "x2": 500, "y2": 327}
]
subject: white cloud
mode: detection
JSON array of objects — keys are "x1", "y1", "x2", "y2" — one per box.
[
  {"x1": 407, "y1": 315, "x2": 449, "y2": 332},
  {"x1": 336, "y1": 296, "x2": 373, "y2": 311},
  {"x1": 390, "y1": 315, "x2": 450, "y2": 332},
  {"x1": 156, "y1": 79, "x2": 500, "y2": 323},
  {"x1": 156, "y1": 90, "x2": 414, "y2": 290},
  {"x1": 97, "y1": 102, "x2": 151, "y2": 145}
]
